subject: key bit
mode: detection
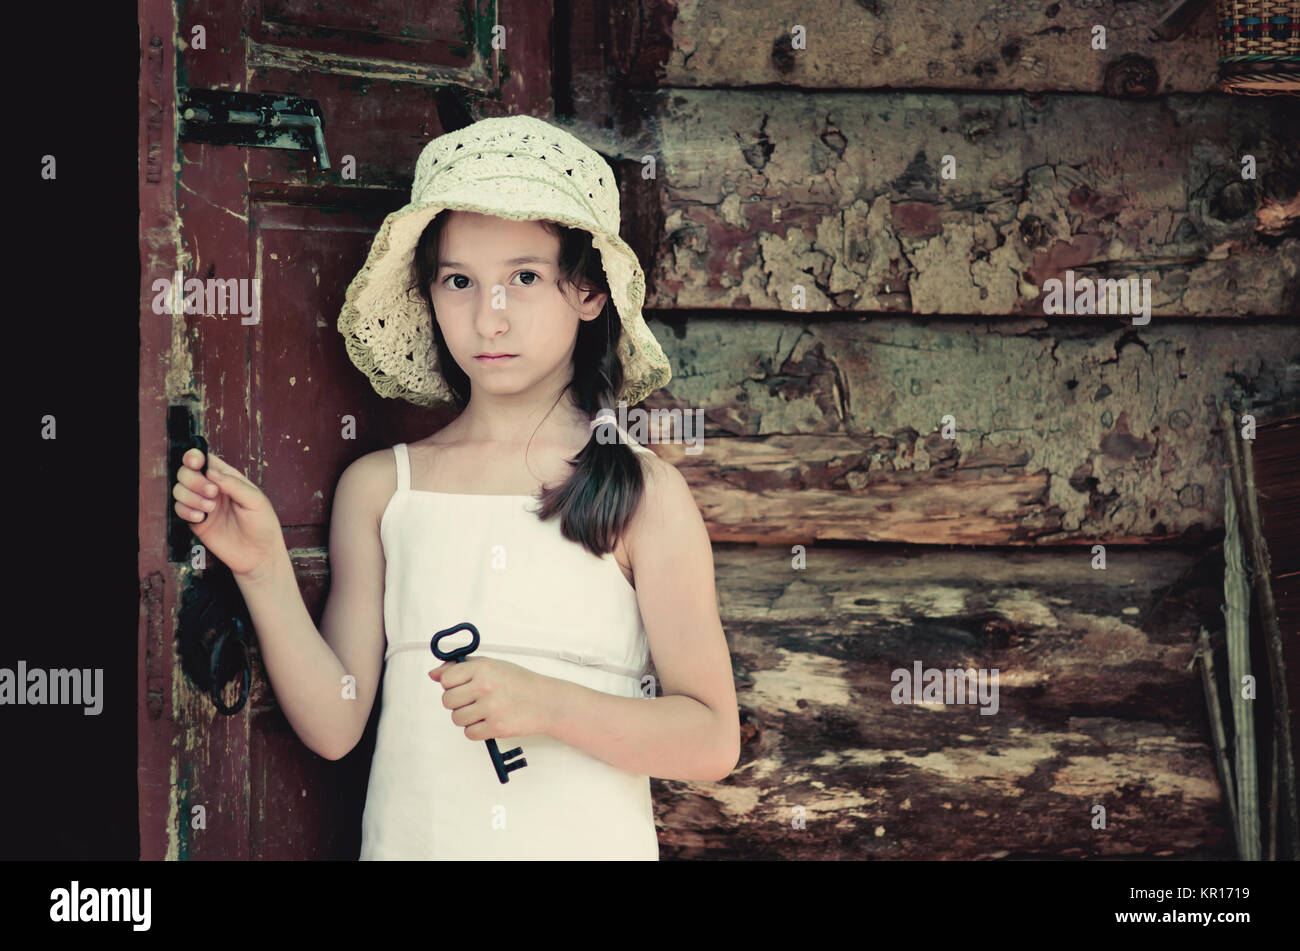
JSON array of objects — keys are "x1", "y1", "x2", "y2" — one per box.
[{"x1": 431, "y1": 622, "x2": 529, "y2": 785}]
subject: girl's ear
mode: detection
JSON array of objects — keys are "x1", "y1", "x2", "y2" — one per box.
[{"x1": 575, "y1": 286, "x2": 608, "y2": 321}]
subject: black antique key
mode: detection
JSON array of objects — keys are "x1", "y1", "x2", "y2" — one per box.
[{"x1": 430, "y1": 622, "x2": 529, "y2": 784}]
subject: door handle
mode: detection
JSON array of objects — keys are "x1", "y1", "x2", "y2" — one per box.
[
  {"x1": 168, "y1": 405, "x2": 254, "y2": 715},
  {"x1": 177, "y1": 562, "x2": 253, "y2": 717},
  {"x1": 178, "y1": 87, "x2": 331, "y2": 170}
]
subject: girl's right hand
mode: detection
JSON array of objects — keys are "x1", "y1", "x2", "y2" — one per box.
[{"x1": 173, "y1": 448, "x2": 287, "y2": 582}]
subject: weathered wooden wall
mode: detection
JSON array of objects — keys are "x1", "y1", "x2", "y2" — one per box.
[
  {"x1": 657, "y1": 0, "x2": 1223, "y2": 92},
  {"x1": 568, "y1": 0, "x2": 1300, "y2": 859},
  {"x1": 645, "y1": 92, "x2": 1298, "y2": 316},
  {"x1": 645, "y1": 318, "x2": 1298, "y2": 544},
  {"x1": 660, "y1": 546, "x2": 1226, "y2": 859}
]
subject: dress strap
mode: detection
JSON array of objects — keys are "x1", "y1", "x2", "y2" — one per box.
[
  {"x1": 384, "y1": 639, "x2": 645, "y2": 682},
  {"x1": 393, "y1": 443, "x2": 410, "y2": 492}
]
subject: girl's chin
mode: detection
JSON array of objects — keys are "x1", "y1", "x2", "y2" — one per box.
[{"x1": 469, "y1": 378, "x2": 537, "y2": 398}]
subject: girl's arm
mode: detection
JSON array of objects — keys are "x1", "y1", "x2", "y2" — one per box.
[
  {"x1": 542, "y1": 456, "x2": 740, "y2": 782},
  {"x1": 230, "y1": 452, "x2": 389, "y2": 760}
]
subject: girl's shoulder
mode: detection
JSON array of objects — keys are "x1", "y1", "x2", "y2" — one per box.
[
  {"x1": 335, "y1": 445, "x2": 406, "y2": 523},
  {"x1": 638, "y1": 447, "x2": 686, "y2": 489},
  {"x1": 626, "y1": 449, "x2": 693, "y2": 524},
  {"x1": 620, "y1": 450, "x2": 703, "y2": 573},
  {"x1": 341, "y1": 444, "x2": 403, "y2": 486}
]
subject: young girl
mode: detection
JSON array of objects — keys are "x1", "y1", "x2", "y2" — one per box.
[{"x1": 170, "y1": 114, "x2": 739, "y2": 860}]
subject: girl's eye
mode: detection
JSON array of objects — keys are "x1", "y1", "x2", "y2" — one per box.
[{"x1": 440, "y1": 271, "x2": 540, "y2": 290}]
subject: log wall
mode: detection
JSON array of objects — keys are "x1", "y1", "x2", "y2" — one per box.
[{"x1": 566, "y1": 0, "x2": 1300, "y2": 859}]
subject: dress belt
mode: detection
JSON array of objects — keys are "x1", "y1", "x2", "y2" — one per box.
[{"x1": 384, "y1": 639, "x2": 645, "y2": 681}]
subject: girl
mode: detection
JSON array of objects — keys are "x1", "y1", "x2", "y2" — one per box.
[{"x1": 171, "y1": 114, "x2": 739, "y2": 860}]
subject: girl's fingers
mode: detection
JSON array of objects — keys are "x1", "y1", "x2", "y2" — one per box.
[
  {"x1": 204, "y1": 452, "x2": 260, "y2": 507},
  {"x1": 177, "y1": 463, "x2": 219, "y2": 499},
  {"x1": 172, "y1": 480, "x2": 216, "y2": 513},
  {"x1": 206, "y1": 451, "x2": 237, "y2": 478},
  {"x1": 174, "y1": 499, "x2": 207, "y2": 522}
]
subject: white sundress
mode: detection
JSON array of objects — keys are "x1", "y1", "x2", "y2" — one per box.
[{"x1": 358, "y1": 441, "x2": 660, "y2": 860}]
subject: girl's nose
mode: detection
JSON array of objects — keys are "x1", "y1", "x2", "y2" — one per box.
[{"x1": 474, "y1": 285, "x2": 512, "y2": 335}]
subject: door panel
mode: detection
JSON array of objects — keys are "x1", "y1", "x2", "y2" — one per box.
[
  {"x1": 253, "y1": 0, "x2": 489, "y2": 64},
  {"x1": 254, "y1": 203, "x2": 398, "y2": 540}
]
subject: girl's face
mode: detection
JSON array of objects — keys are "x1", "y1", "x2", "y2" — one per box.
[{"x1": 429, "y1": 210, "x2": 607, "y2": 402}]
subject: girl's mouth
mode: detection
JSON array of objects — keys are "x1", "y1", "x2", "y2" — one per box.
[{"x1": 475, "y1": 354, "x2": 517, "y2": 363}]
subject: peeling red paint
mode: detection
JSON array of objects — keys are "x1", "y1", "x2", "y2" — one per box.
[
  {"x1": 1068, "y1": 184, "x2": 1127, "y2": 220},
  {"x1": 692, "y1": 203, "x2": 819, "y2": 292},
  {"x1": 1025, "y1": 234, "x2": 1103, "y2": 287},
  {"x1": 892, "y1": 201, "x2": 942, "y2": 238}
]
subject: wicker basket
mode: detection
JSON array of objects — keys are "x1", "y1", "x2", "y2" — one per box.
[{"x1": 1216, "y1": 1, "x2": 1300, "y2": 94}]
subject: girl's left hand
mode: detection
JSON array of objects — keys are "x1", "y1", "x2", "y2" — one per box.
[{"x1": 430, "y1": 659, "x2": 555, "y2": 740}]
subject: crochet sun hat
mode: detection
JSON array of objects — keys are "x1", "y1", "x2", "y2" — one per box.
[{"x1": 336, "y1": 114, "x2": 672, "y2": 410}]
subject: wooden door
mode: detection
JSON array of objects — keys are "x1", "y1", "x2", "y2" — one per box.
[{"x1": 138, "y1": 0, "x2": 553, "y2": 859}]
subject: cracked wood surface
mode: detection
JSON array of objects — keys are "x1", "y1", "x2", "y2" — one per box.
[
  {"x1": 644, "y1": 90, "x2": 1299, "y2": 316},
  {"x1": 658, "y1": 0, "x2": 1223, "y2": 93},
  {"x1": 641, "y1": 316, "x2": 1299, "y2": 545},
  {"x1": 654, "y1": 545, "x2": 1227, "y2": 859}
]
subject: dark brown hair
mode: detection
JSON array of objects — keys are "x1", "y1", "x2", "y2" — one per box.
[{"x1": 409, "y1": 209, "x2": 647, "y2": 557}]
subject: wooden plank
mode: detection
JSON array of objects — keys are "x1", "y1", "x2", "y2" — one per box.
[
  {"x1": 495, "y1": 0, "x2": 555, "y2": 115},
  {"x1": 653, "y1": 545, "x2": 1228, "y2": 859},
  {"x1": 251, "y1": 0, "x2": 482, "y2": 63},
  {"x1": 640, "y1": 91, "x2": 1300, "y2": 316},
  {"x1": 639, "y1": 316, "x2": 1299, "y2": 544},
  {"x1": 652, "y1": 0, "x2": 1221, "y2": 93},
  {"x1": 167, "y1": 0, "x2": 256, "y2": 863},
  {"x1": 251, "y1": 202, "x2": 397, "y2": 544},
  {"x1": 138, "y1": 0, "x2": 180, "y2": 863}
]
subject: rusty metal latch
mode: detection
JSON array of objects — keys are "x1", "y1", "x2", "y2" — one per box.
[{"x1": 178, "y1": 87, "x2": 331, "y2": 170}]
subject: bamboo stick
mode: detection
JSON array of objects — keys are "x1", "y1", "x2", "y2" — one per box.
[
  {"x1": 1196, "y1": 625, "x2": 1238, "y2": 857},
  {"x1": 1268, "y1": 734, "x2": 1278, "y2": 862},
  {"x1": 1220, "y1": 400, "x2": 1300, "y2": 860},
  {"x1": 1222, "y1": 470, "x2": 1259, "y2": 859}
]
